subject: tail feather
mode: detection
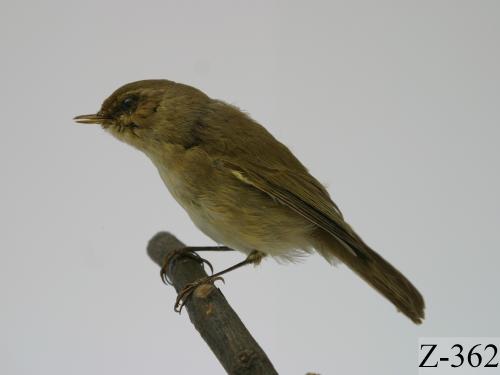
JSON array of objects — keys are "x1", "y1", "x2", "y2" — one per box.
[{"x1": 314, "y1": 231, "x2": 425, "y2": 324}]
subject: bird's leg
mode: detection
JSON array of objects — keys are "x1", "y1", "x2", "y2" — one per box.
[
  {"x1": 186, "y1": 246, "x2": 233, "y2": 252},
  {"x1": 160, "y1": 246, "x2": 234, "y2": 285},
  {"x1": 174, "y1": 250, "x2": 265, "y2": 313}
]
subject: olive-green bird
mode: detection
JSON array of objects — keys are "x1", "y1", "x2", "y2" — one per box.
[{"x1": 75, "y1": 79, "x2": 425, "y2": 323}]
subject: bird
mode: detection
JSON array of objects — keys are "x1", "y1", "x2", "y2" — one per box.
[{"x1": 74, "y1": 79, "x2": 425, "y2": 323}]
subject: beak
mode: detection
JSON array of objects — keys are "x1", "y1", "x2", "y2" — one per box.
[{"x1": 73, "y1": 114, "x2": 109, "y2": 124}]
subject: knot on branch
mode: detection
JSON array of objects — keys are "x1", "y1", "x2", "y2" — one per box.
[{"x1": 232, "y1": 349, "x2": 260, "y2": 373}]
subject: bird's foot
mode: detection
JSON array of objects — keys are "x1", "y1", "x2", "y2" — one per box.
[
  {"x1": 174, "y1": 276, "x2": 225, "y2": 313},
  {"x1": 160, "y1": 247, "x2": 214, "y2": 285}
]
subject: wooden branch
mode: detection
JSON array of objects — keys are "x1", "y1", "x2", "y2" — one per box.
[{"x1": 147, "y1": 231, "x2": 278, "y2": 375}]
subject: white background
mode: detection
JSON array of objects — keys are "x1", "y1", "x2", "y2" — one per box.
[{"x1": 1, "y1": 1, "x2": 499, "y2": 374}]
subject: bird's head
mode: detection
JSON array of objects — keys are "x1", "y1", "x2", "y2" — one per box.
[{"x1": 74, "y1": 79, "x2": 209, "y2": 151}]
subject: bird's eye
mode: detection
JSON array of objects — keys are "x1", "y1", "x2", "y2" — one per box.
[{"x1": 120, "y1": 96, "x2": 137, "y2": 113}]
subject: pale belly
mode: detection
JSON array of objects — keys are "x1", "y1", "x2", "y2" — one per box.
[{"x1": 154, "y1": 157, "x2": 315, "y2": 261}]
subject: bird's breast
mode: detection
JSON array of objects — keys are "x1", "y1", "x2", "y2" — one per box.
[
  {"x1": 147, "y1": 145, "x2": 314, "y2": 258},
  {"x1": 147, "y1": 145, "x2": 232, "y2": 245}
]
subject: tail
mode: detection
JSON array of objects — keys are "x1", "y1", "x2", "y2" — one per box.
[{"x1": 314, "y1": 230, "x2": 425, "y2": 324}]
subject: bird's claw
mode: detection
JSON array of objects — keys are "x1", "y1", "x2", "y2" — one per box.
[
  {"x1": 160, "y1": 248, "x2": 214, "y2": 285},
  {"x1": 174, "y1": 276, "x2": 225, "y2": 313}
]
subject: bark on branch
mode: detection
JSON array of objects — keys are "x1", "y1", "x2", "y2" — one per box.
[{"x1": 147, "y1": 231, "x2": 278, "y2": 375}]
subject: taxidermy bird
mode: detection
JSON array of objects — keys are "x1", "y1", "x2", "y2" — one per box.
[{"x1": 75, "y1": 79, "x2": 425, "y2": 323}]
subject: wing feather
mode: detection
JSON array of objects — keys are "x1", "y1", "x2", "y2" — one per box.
[{"x1": 219, "y1": 159, "x2": 366, "y2": 257}]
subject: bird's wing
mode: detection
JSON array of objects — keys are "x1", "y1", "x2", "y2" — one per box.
[{"x1": 216, "y1": 159, "x2": 366, "y2": 256}]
